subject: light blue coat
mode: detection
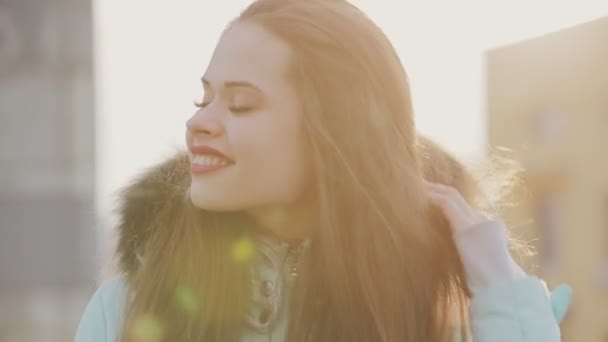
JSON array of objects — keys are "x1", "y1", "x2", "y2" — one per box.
[
  {"x1": 75, "y1": 153, "x2": 572, "y2": 341},
  {"x1": 75, "y1": 273, "x2": 572, "y2": 341}
]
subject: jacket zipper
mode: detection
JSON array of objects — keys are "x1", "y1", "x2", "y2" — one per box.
[{"x1": 284, "y1": 239, "x2": 310, "y2": 288}]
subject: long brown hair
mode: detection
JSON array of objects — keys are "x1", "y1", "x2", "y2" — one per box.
[{"x1": 116, "y1": 1, "x2": 509, "y2": 341}]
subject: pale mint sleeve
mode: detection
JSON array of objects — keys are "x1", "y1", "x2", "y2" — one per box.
[
  {"x1": 469, "y1": 276, "x2": 562, "y2": 341},
  {"x1": 453, "y1": 220, "x2": 572, "y2": 341},
  {"x1": 75, "y1": 221, "x2": 573, "y2": 342},
  {"x1": 74, "y1": 277, "x2": 127, "y2": 342}
]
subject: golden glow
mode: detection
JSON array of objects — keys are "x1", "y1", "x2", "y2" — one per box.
[
  {"x1": 232, "y1": 237, "x2": 255, "y2": 263},
  {"x1": 131, "y1": 314, "x2": 164, "y2": 342}
]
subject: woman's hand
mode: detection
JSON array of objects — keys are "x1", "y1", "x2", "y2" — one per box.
[
  {"x1": 424, "y1": 179, "x2": 526, "y2": 293},
  {"x1": 423, "y1": 179, "x2": 486, "y2": 235}
]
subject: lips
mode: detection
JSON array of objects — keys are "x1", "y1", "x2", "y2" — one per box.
[
  {"x1": 188, "y1": 144, "x2": 234, "y2": 175},
  {"x1": 189, "y1": 145, "x2": 234, "y2": 162},
  {"x1": 190, "y1": 162, "x2": 230, "y2": 175}
]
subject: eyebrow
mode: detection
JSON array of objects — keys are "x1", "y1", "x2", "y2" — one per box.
[{"x1": 201, "y1": 77, "x2": 262, "y2": 92}]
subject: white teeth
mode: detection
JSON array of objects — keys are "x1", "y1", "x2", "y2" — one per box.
[{"x1": 191, "y1": 154, "x2": 231, "y2": 167}]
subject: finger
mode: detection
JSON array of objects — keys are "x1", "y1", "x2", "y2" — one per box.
[
  {"x1": 425, "y1": 181, "x2": 470, "y2": 212},
  {"x1": 431, "y1": 189, "x2": 488, "y2": 231},
  {"x1": 424, "y1": 180, "x2": 458, "y2": 196},
  {"x1": 428, "y1": 192, "x2": 468, "y2": 232},
  {"x1": 426, "y1": 180, "x2": 488, "y2": 230}
]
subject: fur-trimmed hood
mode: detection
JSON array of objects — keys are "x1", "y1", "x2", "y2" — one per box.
[
  {"x1": 110, "y1": 137, "x2": 476, "y2": 283},
  {"x1": 113, "y1": 151, "x2": 192, "y2": 280}
]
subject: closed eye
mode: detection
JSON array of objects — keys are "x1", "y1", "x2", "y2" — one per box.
[
  {"x1": 194, "y1": 100, "x2": 209, "y2": 109},
  {"x1": 229, "y1": 105, "x2": 254, "y2": 114}
]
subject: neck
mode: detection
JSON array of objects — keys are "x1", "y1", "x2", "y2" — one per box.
[{"x1": 247, "y1": 199, "x2": 316, "y2": 242}]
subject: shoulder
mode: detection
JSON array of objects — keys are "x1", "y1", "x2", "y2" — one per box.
[{"x1": 74, "y1": 276, "x2": 128, "y2": 342}]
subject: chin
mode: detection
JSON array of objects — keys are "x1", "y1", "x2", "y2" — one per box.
[{"x1": 188, "y1": 187, "x2": 241, "y2": 212}]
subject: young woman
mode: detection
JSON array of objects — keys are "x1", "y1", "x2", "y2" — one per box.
[{"x1": 75, "y1": 0, "x2": 572, "y2": 341}]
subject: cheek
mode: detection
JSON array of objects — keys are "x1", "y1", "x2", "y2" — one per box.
[{"x1": 238, "y1": 120, "x2": 312, "y2": 202}]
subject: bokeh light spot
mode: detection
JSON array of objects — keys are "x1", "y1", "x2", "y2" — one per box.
[
  {"x1": 131, "y1": 314, "x2": 164, "y2": 342},
  {"x1": 232, "y1": 237, "x2": 254, "y2": 263},
  {"x1": 175, "y1": 285, "x2": 199, "y2": 314}
]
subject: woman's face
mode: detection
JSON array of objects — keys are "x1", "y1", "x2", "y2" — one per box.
[{"x1": 186, "y1": 22, "x2": 312, "y2": 212}]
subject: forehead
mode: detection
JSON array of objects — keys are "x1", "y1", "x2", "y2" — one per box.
[{"x1": 204, "y1": 22, "x2": 292, "y2": 88}]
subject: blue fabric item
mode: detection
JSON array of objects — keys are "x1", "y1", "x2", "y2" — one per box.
[
  {"x1": 550, "y1": 284, "x2": 573, "y2": 323},
  {"x1": 468, "y1": 276, "x2": 566, "y2": 341},
  {"x1": 75, "y1": 276, "x2": 571, "y2": 342},
  {"x1": 75, "y1": 277, "x2": 125, "y2": 342}
]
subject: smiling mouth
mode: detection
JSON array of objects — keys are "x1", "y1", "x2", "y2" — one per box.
[{"x1": 190, "y1": 153, "x2": 234, "y2": 174}]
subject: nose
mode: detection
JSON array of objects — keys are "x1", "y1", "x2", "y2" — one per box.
[{"x1": 186, "y1": 108, "x2": 224, "y2": 137}]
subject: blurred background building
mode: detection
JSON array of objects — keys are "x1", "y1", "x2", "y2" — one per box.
[
  {"x1": 487, "y1": 17, "x2": 608, "y2": 342},
  {"x1": 0, "y1": 0, "x2": 96, "y2": 340},
  {"x1": 0, "y1": 0, "x2": 606, "y2": 341}
]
